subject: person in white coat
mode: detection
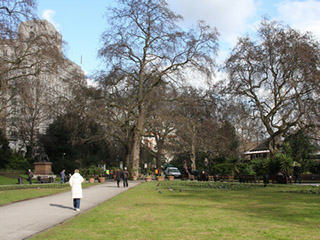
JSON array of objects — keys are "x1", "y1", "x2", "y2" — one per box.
[{"x1": 69, "y1": 169, "x2": 84, "y2": 211}]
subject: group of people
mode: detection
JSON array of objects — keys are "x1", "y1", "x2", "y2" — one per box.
[
  {"x1": 27, "y1": 169, "x2": 68, "y2": 185},
  {"x1": 68, "y1": 167, "x2": 130, "y2": 211},
  {"x1": 115, "y1": 167, "x2": 129, "y2": 188},
  {"x1": 27, "y1": 167, "x2": 130, "y2": 211},
  {"x1": 27, "y1": 163, "x2": 303, "y2": 212}
]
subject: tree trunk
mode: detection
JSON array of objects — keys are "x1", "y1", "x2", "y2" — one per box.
[
  {"x1": 191, "y1": 125, "x2": 196, "y2": 171},
  {"x1": 124, "y1": 143, "x2": 131, "y2": 171},
  {"x1": 156, "y1": 139, "x2": 164, "y2": 169},
  {"x1": 131, "y1": 131, "x2": 140, "y2": 177},
  {"x1": 131, "y1": 109, "x2": 145, "y2": 178},
  {"x1": 268, "y1": 135, "x2": 281, "y2": 157}
]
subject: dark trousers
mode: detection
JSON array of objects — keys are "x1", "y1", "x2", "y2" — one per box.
[
  {"x1": 117, "y1": 180, "x2": 120, "y2": 188},
  {"x1": 123, "y1": 178, "x2": 128, "y2": 187},
  {"x1": 294, "y1": 174, "x2": 301, "y2": 184},
  {"x1": 73, "y1": 198, "x2": 81, "y2": 209},
  {"x1": 28, "y1": 177, "x2": 32, "y2": 184}
]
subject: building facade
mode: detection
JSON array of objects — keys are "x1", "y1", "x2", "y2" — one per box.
[{"x1": 0, "y1": 20, "x2": 85, "y2": 154}]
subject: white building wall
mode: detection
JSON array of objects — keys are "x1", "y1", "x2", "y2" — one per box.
[{"x1": 1, "y1": 20, "x2": 85, "y2": 153}]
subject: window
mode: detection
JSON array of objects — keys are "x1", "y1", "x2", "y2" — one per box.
[{"x1": 29, "y1": 31, "x2": 35, "y2": 39}]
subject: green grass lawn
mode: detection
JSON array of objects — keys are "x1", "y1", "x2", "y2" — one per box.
[
  {"x1": 32, "y1": 182, "x2": 320, "y2": 240},
  {"x1": 0, "y1": 173, "x2": 62, "y2": 185},
  {"x1": 0, "y1": 175, "x2": 20, "y2": 185}
]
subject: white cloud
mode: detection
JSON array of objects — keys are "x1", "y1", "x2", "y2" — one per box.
[
  {"x1": 41, "y1": 9, "x2": 61, "y2": 32},
  {"x1": 167, "y1": 0, "x2": 257, "y2": 46},
  {"x1": 276, "y1": 0, "x2": 320, "y2": 40}
]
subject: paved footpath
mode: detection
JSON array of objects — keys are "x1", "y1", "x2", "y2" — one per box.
[{"x1": 0, "y1": 180, "x2": 141, "y2": 240}]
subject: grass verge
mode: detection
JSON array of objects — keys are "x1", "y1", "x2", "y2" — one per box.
[{"x1": 32, "y1": 182, "x2": 320, "y2": 240}]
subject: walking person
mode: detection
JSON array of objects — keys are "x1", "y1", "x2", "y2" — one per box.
[
  {"x1": 60, "y1": 169, "x2": 66, "y2": 183},
  {"x1": 115, "y1": 169, "x2": 121, "y2": 188},
  {"x1": 69, "y1": 169, "x2": 84, "y2": 211},
  {"x1": 123, "y1": 167, "x2": 129, "y2": 188},
  {"x1": 27, "y1": 169, "x2": 33, "y2": 184},
  {"x1": 293, "y1": 163, "x2": 302, "y2": 184}
]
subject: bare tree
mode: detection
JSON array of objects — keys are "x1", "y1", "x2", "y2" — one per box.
[
  {"x1": 172, "y1": 87, "x2": 226, "y2": 170},
  {"x1": 8, "y1": 76, "x2": 50, "y2": 155},
  {"x1": 225, "y1": 19, "x2": 320, "y2": 155},
  {"x1": 0, "y1": 0, "x2": 36, "y2": 39},
  {"x1": 1, "y1": 18, "x2": 84, "y2": 158},
  {"x1": 143, "y1": 84, "x2": 177, "y2": 168},
  {"x1": 1, "y1": 19, "x2": 64, "y2": 135},
  {"x1": 70, "y1": 71, "x2": 138, "y2": 170},
  {"x1": 0, "y1": 0, "x2": 37, "y2": 129},
  {"x1": 98, "y1": 0, "x2": 219, "y2": 176},
  {"x1": 222, "y1": 99, "x2": 265, "y2": 153},
  {"x1": 97, "y1": 73, "x2": 138, "y2": 169}
]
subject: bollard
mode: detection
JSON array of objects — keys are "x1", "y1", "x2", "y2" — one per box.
[{"x1": 17, "y1": 177, "x2": 23, "y2": 184}]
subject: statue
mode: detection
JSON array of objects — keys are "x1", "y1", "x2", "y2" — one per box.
[
  {"x1": 33, "y1": 146, "x2": 53, "y2": 176},
  {"x1": 34, "y1": 147, "x2": 50, "y2": 162}
]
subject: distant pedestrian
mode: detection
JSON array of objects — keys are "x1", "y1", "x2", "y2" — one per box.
[
  {"x1": 60, "y1": 169, "x2": 65, "y2": 183},
  {"x1": 69, "y1": 169, "x2": 84, "y2": 211},
  {"x1": 199, "y1": 170, "x2": 209, "y2": 181},
  {"x1": 122, "y1": 167, "x2": 129, "y2": 188},
  {"x1": 293, "y1": 163, "x2": 302, "y2": 184},
  {"x1": 27, "y1": 169, "x2": 33, "y2": 184},
  {"x1": 115, "y1": 169, "x2": 121, "y2": 188},
  {"x1": 106, "y1": 169, "x2": 110, "y2": 179}
]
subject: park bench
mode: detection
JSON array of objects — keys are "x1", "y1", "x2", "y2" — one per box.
[
  {"x1": 36, "y1": 175, "x2": 55, "y2": 183},
  {"x1": 218, "y1": 175, "x2": 234, "y2": 182}
]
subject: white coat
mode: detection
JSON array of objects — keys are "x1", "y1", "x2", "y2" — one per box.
[{"x1": 69, "y1": 172, "x2": 84, "y2": 199}]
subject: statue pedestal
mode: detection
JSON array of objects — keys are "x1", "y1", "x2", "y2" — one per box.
[{"x1": 34, "y1": 162, "x2": 53, "y2": 175}]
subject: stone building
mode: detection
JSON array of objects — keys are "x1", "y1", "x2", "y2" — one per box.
[{"x1": 0, "y1": 20, "x2": 85, "y2": 154}]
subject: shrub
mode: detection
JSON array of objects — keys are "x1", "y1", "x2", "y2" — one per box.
[
  {"x1": 5, "y1": 153, "x2": 30, "y2": 170},
  {"x1": 235, "y1": 163, "x2": 256, "y2": 176},
  {"x1": 0, "y1": 130, "x2": 12, "y2": 168},
  {"x1": 269, "y1": 157, "x2": 281, "y2": 175},
  {"x1": 309, "y1": 161, "x2": 320, "y2": 174},
  {"x1": 250, "y1": 158, "x2": 269, "y2": 177},
  {"x1": 276, "y1": 153, "x2": 293, "y2": 176},
  {"x1": 212, "y1": 163, "x2": 233, "y2": 175}
]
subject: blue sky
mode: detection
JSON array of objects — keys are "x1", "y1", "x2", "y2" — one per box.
[{"x1": 37, "y1": 0, "x2": 320, "y2": 78}]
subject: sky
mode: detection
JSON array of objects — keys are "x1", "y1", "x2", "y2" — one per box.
[{"x1": 37, "y1": 0, "x2": 320, "y2": 79}]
